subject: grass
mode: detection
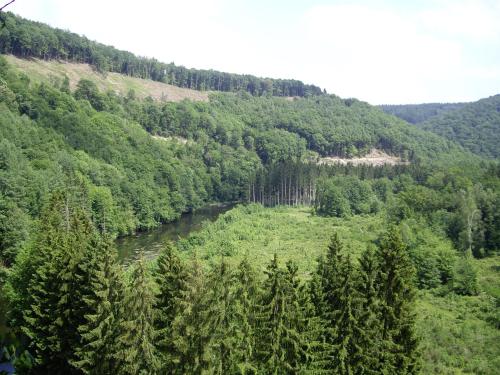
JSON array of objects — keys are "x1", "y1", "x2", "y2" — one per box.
[
  {"x1": 178, "y1": 204, "x2": 500, "y2": 374},
  {"x1": 177, "y1": 204, "x2": 385, "y2": 276},
  {"x1": 4, "y1": 55, "x2": 209, "y2": 102}
]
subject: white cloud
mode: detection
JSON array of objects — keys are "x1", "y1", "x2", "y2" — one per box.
[
  {"x1": 298, "y1": 1, "x2": 500, "y2": 103},
  {"x1": 418, "y1": 0, "x2": 500, "y2": 40}
]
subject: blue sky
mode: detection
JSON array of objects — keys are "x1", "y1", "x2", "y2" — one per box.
[{"x1": 8, "y1": 0, "x2": 500, "y2": 104}]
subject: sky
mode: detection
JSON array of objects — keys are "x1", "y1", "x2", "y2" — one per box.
[{"x1": 7, "y1": 0, "x2": 500, "y2": 104}]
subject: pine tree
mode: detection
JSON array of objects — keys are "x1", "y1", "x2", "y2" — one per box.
[
  {"x1": 355, "y1": 245, "x2": 381, "y2": 374},
  {"x1": 319, "y1": 232, "x2": 344, "y2": 369},
  {"x1": 257, "y1": 255, "x2": 307, "y2": 374},
  {"x1": 305, "y1": 258, "x2": 332, "y2": 374},
  {"x1": 331, "y1": 254, "x2": 362, "y2": 375},
  {"x1": 231, "y1": 256, "x2": 259, "y2": 374},
  {"x1": 153, "y1": 242, "x2": 186, "y2": 372},
  {"x1": 322, "y1": 233, "x2": 344, "y2": 317},
  {"x1": 205, "y1": 258, "x2": 237, "y2": 374},
  {"x1": 170, "y1": 254, "x2": 211, "y2": 375},
  {"x1": 116, "y1": 254, "x2": 160, "y2": 375},
  {"x1": 256, "y1": 254, "x2": 286, "y2": 373},
  {"x1": 376, "y1": 227, "x2": 420, "y2": 374},
  {"x1": 20, "y1": 192, "x2": 93, "y2": 374},
  {"x1": 54, "y1": 208, "x2": 94, "y2": 369},
  {"x1": 282, "y1": 260, "x2": 308, "y2": 373},
  {"x1": 71, "y1": 235, "x2": 125, "y2": 374}
]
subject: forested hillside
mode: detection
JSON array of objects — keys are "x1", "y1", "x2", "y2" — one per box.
[
  {"x1": 0, "y1": 50, "x2": 478, "y2": 256},
  {"x1": 419, "y1": 95, "x2": 500, "y2": 159},
  {"x1": 0, "y1": 12, "x2": 499, "y2": 374},
  {"x1": 380, "y1": 96, "x2": 500, "y2": 159},
  {"x1": 0, "y1": 12, "x2": 323, "y2": 97},
  {"x1": 379, "y1": 103, "x2": 466, "y2": 124}
]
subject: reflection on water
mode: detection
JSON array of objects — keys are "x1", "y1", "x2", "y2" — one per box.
[{"x1": 116, "y1": 203, "x2": 236, "y2": 264}]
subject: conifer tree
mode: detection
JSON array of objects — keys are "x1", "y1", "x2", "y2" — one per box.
[
  {"x1": 231, "y1": 256, "x2": 259, "y2": 374},
  {"x1": 309, "y1": 256, "x2": 327, "y2": 319},
  {"x1": 116, "y1": 254, "x2": 160, "y2": 375},
  {"x1": 54, "y1": 208, "x2": 94, "y2": 368},
  {"x1": 318, "y1": 232, "x2": 344, "y2": 368},
  {"x1": 256, "y1": 254, "x2": 286, "y2": 373},
  {"x1": 282, "y1": 260, "x2": 308, "y2": 373},
  {"x1": 170, "y1": 254, "x2": 211, "y2": 375},
  {"x1": 322, "y1": 233, "x2": 344, "y2": 317},
  {"x1": 257, "y1": 255, "x2": 307, "y2": 374},
  {"x1": 71, "y1": 235, "x2": 125, "y2": 375},
  {"x1": 153, "y1": 242, "x2": 186, "y2": 372},
  {"x1": 331, "y1": 254, "x2": 362, "y2": 375},
  {"x1": 20, "y1": 192, "x2": 93, "y2": 373},
  {"x1": 376, "y1": 227, "x2": 420, "y2": 374},
  {"x1": 205, "y1": 258, "x2": 237, "y2": 374},
  {"x1": 355, "y1": 245, "x2": 381, "y2": 374},
  {"x1": 305, "y1": 258, "x2": 332, "y2": 373}
]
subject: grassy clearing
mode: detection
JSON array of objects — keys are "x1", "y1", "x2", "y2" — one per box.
[
  {"x1": 178, "y1": 204, "x2": 499, "y2": 374},
  {"x1": 4, "y1": 55, "x2": 209, "y2": 102},
  {"x1": 177, "y1": 204, "x2": 385, "y2": 276}
]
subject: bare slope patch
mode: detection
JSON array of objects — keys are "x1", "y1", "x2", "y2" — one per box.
[
  {"x1": 317, "y1": 148, "x2": 407, "y2": 166},
  {"x1": 4, "y1": 55, "x2": 209, "y2": 102}
]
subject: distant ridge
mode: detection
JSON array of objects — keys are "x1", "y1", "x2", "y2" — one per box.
[
  {"x1": 0, "y1": 12, "x2": 324, "y2": 97},
  {"x1": 380, "y1": 96, "x2": 500, "y2": 159},
  {"x1": 379, "y1": 102, "x2": 467, "y2": 124}
]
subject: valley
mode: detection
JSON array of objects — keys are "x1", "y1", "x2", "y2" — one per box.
[{"x1": 0, "y1": 9, "x2": 498, "y2": 375}]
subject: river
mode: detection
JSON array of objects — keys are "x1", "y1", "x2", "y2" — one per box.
[{"x1": 116, "y1": 203, "x2": 236, "y2": 263}]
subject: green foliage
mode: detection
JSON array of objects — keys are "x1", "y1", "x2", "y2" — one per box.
[
  {"x1": 375, "y1": 227, "x2": 420, "y2": 374},
  {"x1": 169, "y1": 255, "x2": 211, "y2": 374},
  {"x1": 0, "y1": 12, "x2": 498, "y2": 375},
  {"x1": 0, "y1": 12, "x2": 323, "y2": 97},
  {"x1": 452, "y1": 251, "x2": 479, "y2": 296},
  {"x1": 385, "y1": 96, "x2": 500, "y2": 159},
  {"x1": 231, "y1": 257, "x2": 259, "y2": 374},
  {"x1": 256, "y1": 255, "x2": 308, "y2": 374},
  {"x1": 380, "y1": 102, "x2": 465, "y2": 124},
  {"x1": 116, "y1": 254, "x2": 160, "y2": 374},
  {"x1": 74, "y1": 79, "x2": 107, "y2": 111},
  {"x1": 418, "y1": 95, "x2": 500, "y2": 159},
  {"x1": 315, "y1": 176, "x2": 379, "y2": 217},
  {"x1": 72, "y1": 236, "x2": 125, "y2": 375},
  {"x1": 153, "y1": 242, "x2": 186, "y2": 372},
  {"x1": 13, "y1": 192, "x2": 94, "y2": 373}
]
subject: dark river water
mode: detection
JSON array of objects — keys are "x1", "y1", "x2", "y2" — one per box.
[{"x1": 116, "y1": 203, "x2": 236, "y2": 263}]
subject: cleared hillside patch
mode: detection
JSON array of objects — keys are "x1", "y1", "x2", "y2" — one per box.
[
  {"x1": 317, "y1": 148, "x2": 407, "y2": 166},
  {"x1": 4, "y1": 55, "x2": 209, "y2": 102}
]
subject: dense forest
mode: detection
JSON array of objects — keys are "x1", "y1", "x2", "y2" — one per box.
[
  {"x1": 419, "y1": 95, "x2": 500, "y2": 159},
  {"x1": 0, "y1": 11, "x2": 499, "y2": 374},
  {"x1": 0, "y1": 12, "x2": 323, "y2": 97},
  {"x1": 379, "y1": 103, "x2": 466, "y2": 124},
  {"x1": 380, "y1": 97, "x2": 500, "y2": 159}
]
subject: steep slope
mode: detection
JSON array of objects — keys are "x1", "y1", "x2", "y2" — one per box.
[
  {"x1": 417, "y1": 95, "x2": 500, "y2": 159},
  {"x1": 0, "y1": 12, "x2": 323, "y2": 97},
  {"x1": 4, "y1": 54, "x2": 209, "y2": 102}
]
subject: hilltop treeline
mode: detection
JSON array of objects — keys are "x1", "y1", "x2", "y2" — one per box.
[{"x1": 0, "y1": 12, "x2": 323, "y2": 97}]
